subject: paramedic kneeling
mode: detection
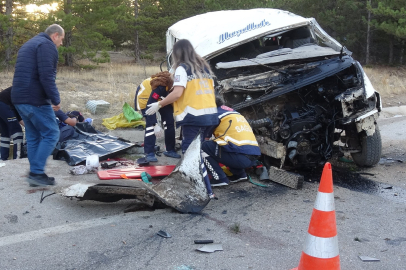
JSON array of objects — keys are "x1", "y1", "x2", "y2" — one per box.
[{"x1": 202, "y1": 97, "x2": 261, "y2": 187}]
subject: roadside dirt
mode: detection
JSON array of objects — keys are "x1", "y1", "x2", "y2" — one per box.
[{"x1": 382, "y1": 94, "x2": 406, "y2": 107}]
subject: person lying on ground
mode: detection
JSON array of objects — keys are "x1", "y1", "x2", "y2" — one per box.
[
  {"x1": 55, "y1": 109, "x2": 85, "y2": 143},
  {"x1": 135, "y1": 71, "x2": 181, "y2": 163},
  {"x1": 202, "y1": 96, "x2": 261, "y2": 187},
  {"x1": 0, "y1": 86, "x2": 24, "y2": 160}
]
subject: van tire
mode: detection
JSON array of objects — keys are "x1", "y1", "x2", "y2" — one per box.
[{"x1": 351, "y1": 125, "x2": 382, "y2": 167}]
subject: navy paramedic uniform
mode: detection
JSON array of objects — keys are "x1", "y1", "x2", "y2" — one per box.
[
  {"x1": 172, "y1": 63, "x2": 219, "y2": 197},
  {"x1": 135, "y1": 79, "x2": 175, "y2": 155},
  {"x1": 202, "y1": 105, "x2": 261, "y2": 181},
  {"x1": 0, "y1": 87, "x2": 24, "y2": 160},
  {"x1": 172, "y1": 63, "x2": 218, "y2": 152}
]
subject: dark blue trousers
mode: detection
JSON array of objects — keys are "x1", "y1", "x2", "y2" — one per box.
[
  {"x1": 180, "y1": 125, "x2": 215, "y2": 196},
  {"x1": 142, "y1": 86, "x2": 175, "y2": 154},
  {"x1": 202, "y1": 140, "x2": 256, "y2": 180},
  {"x1": 0, "y1": 101, "x2": 23, "y2": 160},
  {"x1": 59, "y1": 125, "x2": 76, "y2": 143},
  {"x1": 181, "y1": 125, "x2": 213, "y2": 153}
]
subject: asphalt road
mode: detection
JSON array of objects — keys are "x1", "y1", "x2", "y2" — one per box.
[{"x1": 0, "y1": 111, "x2": 405, "y2": 270}]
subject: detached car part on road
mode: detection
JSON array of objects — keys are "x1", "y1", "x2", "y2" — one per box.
[
  {"x1": 166, "y1": 9, "x2": 382, "y2": 169},
  {"x1": 59, "y1": 135, "x2": 210, "y2": 213}
]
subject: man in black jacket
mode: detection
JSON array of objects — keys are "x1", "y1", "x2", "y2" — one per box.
[{"x1": 11, "y1": 24, "x2": 65, "y2": 187}]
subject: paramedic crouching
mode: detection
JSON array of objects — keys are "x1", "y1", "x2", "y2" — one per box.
[{"x1": 202, "y1": 97, "x2": 261, "y2": 187}]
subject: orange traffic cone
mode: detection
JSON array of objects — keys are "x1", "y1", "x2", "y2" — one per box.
[{"x1": 291, "y1": 162, "x2": 340, "y2": 270}]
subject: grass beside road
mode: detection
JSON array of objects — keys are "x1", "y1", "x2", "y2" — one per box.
[{"x1": 364, "y1": 66, "x2": 406, "y2": 96}]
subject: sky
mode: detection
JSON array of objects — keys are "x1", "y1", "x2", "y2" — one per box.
[{"x1": 25, "y1": 3, "x2": 58, "y2": 13}]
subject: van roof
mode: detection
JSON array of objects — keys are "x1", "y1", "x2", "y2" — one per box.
[{"x1": 166, "y1": 9, "x2": 311, "y2": 59}]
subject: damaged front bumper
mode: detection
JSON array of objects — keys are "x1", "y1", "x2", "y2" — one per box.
[{"x1": 336, "y1": 86, "x2": 380, "y2": 136}]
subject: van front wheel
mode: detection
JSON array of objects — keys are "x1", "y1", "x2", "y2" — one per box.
[{"x1": 351, "y1": 125, "x2": 382, "y2": 167}]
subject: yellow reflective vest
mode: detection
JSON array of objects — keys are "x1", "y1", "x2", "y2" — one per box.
[
  {"x1": 173, "y1": 64, "x2": 218, "y2": 127},
  {"x1": 213, "y1": 105, "x2": 261, "y2": 155},
  {"x1": 135, "y1": 78, "x2": 152, "y2": 110}
]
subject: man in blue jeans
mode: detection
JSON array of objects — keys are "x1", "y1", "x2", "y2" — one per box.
[{"x1": 11, "y1": 24, "x2": 65, "y2": 187}]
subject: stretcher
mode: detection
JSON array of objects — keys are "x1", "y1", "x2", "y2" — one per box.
[{"x1": 97, "y1": 165, "x2": 176, "y2": 180}]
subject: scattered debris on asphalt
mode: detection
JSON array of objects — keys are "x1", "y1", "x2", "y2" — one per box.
[
  {"x1": 157, "y1": 230, "x2": 171, "y2": 238},
  {"x1": 194, "y1": 240, "x2": 213, "y2": 244},
  {"x1": 100, "y1": 161, "x2": 118, "y2": 169},
  {"x1": 358, "y1": 256, "x2": 380, "y2": 262},
  {"x1": 69, "y1": 165, "x2": 98, "y2": 175},
  {"x1": 58, "y1": 135, "x2": 211, "y2": 213},
  {"x1": 196, "y1": 244, "x2": 223, "y2": 253},
  {"x1": 40, "y1": 190, "x2": 56, "y2": 203}
]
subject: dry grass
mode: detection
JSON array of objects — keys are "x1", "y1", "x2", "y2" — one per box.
[
  {"x1": 364, "y1": 66, "x2": 406, "y2": 96},
  {"x1": 56, "y1": 63, "x2": 161, "y2": 110},
  {"x1": 0, "y1": 63, "x2": 161, "y2": 107},
  {"x1": 55, "y1": 62, "x2": 161, "y2": 130},
  {"x1": 0, "y1": 60, "x2": 162, "y2": 130}
]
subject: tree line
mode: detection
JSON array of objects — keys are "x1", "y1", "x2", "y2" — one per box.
[{"x1": 0, "y1": 0, "x2": 405, "y2": 69}]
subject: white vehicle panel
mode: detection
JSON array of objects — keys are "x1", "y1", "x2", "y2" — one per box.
[{"x1": 167, "y1": 9, "x2": 311, "y2": 59}]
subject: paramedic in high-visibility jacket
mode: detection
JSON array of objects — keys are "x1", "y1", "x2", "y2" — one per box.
[
  {"x1": 202, "y1": 97, "x2": 261, "y2": 187},
  {"x1": 135, "y1": 71, "x2": 180, "y2": 163},
  {"x1": 145, "y1": 39, "x2": 219, "y2": 153},
  {"x1": 145, "y1": 39, "x2": 218, "y2": 198}
]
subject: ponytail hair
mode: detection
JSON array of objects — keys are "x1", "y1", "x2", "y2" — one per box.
[{"x1": 171, "y1": 39, "x2": 213, "y2": 78}]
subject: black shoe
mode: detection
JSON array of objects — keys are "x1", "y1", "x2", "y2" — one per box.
[
  {"x1": 210, "y1": 178, "x2": 229, "y2": 187},
  {"x1": 27, "y1": 172, "x2": 56, "y2": 187},
  {"x1": 230, "y1": 173, "x2": 248, "y2": 183}
]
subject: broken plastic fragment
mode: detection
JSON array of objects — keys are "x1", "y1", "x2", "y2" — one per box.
[
  {"x1": 101, "y1": 161, "x2": 118, "y2": 169},
  {"x1": 194, "y1": 240, "x2": 214, "y2": 244},
  {"x1": 358, "y1": 256, "x2": 380, "y2": 262},
  {"x1": 196, "y1": 244, "x2": 223, "y2": 253},
  {"x1": 157, "y1": 230, "x2": 171, "y2": 238},
  {"x1": 61, "y1": 183, "x2": 94, "y2": 197}
]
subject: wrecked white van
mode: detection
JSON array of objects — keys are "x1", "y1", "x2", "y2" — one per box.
[{"x1": 166, "y1": 9, "x2": 382, "y2": 169}]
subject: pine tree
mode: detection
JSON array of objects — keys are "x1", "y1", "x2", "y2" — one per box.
[
  {"x1": 370, "y1": 0, "x2": 406, "y2": 64},
  {"x1": 41, "y1": 0, "x2": 126, "y2": 66}
]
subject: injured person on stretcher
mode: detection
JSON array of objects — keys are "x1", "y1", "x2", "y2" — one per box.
[{"x1": 203, "y1": 96, "x2": 261, "y2": 187}]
